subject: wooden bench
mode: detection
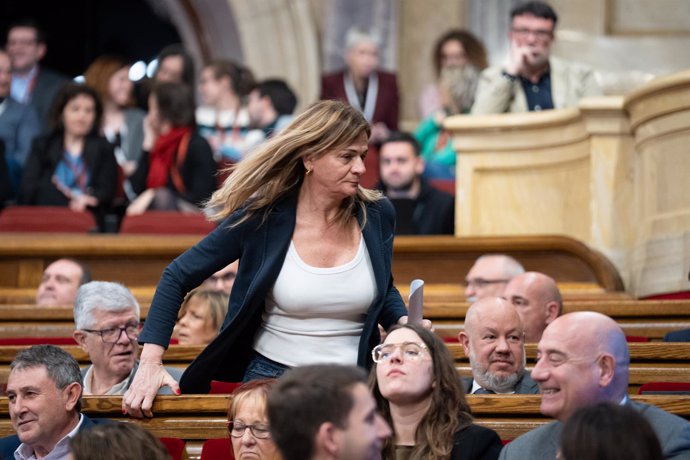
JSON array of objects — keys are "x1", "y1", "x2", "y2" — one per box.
[
  {"x1": 0, "y1": 345, "x2": 202, "y2": 386},
  {"x1": 1, "y1": 343, "x2": 688, "y2": 395},
  {"x1": 1, "y1": 298, "x2": 689, "y2": 340},
  {"x1": 0, "y1": 394, "x2": 687, "y2": 460},
  {"x1": 427, "y1": 300, "x2": 690, "y2": 341},
  {"x1": 0, "y1": 233, "x2": 624, "y2": 292},
  {"x1": 446, "y1": 342, "x2": 690, "y2": 394}
]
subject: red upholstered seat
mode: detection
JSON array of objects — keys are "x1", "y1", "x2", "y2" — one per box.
[
  {"x1": 159, "y1": 437, "x2": 186, "y2": 460},
  {"x1": 210, "y1": 380, "x2": 243, "y2": 394},
  {"x1": 119, "y1": 211, "x2": 216, "y2": 235},
  {"x1": 638, "y1": 382, "x2": 690, "y2": 395},
  {"x1": 201, "y1": 437, "x2": 235, "y2": 460},
  {"x1": 0, "y1": 206, "x2": 96, "y2": 233},
  {"x1": 625, "y1": 335, "x2": 650, "y2": 343},
  {"x1": 0, "y1": 337, "x2": 77, "y2": 345}
]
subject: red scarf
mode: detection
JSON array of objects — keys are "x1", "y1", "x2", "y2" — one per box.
[{"x1": 146, "y1": 126, "x2": 191, "y2": 189}]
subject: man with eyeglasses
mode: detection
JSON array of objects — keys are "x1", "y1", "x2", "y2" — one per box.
[
  {"x1": 202, "y1": 260, "x2": 239, "y2": 296},
  {"x1": 471, "y1": 1, "x2": 601, "y2": 115},
  {"x1": 6, "y1": 19, "x2": 68, "y2": 130},
  {"x1": 72, "y1": 281, "x2": 182, "y2": 395},
  {"x1": 464, "y1": 254, "x2": 524, "y2": 302}
]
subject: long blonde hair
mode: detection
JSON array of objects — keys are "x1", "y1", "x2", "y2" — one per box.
[{"x1": 206, "y1": 100, "x2": 381, "y2": 226}]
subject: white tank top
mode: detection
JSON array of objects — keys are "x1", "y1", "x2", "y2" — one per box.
[{"x1": 253, "y1": 237, "x2": 377, "y2": 366}]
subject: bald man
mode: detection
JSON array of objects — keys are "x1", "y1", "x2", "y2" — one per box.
[
  {"x1": 464, "y1": 254, "x2": 524, "y2": 302},
  {"x1": 503, "y1": 271, "x2": 562, "y2": 342},
  {"x1": 499, "y1": 312, "x2": 690, "y2": 459},
  {"x1": 459, "y1": 298, "x2": 538, "y2": 394},
  {"x1": 36, "y1": 258, "x2": 90, "y2": 307}
]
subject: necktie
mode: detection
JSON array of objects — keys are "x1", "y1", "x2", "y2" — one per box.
[{"x1": 474, "y1": 387, "x2": 495, "y2": 394}]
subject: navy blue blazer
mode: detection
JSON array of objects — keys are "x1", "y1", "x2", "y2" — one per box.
[
  {"x1": 139, "y1": 189, "x2": 408, "y2": 392},
  {"x1": 0, "y1": 414, "x2": 98, "y2": 459}
]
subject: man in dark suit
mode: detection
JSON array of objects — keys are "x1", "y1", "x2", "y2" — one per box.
[
  {"x1": 459, "y1": 298, "x2": 539, "y2": 395},
  {"x1": 499, "y1": 311, "x2": 690, "y2": 459},
  {"x1": 6, "y1": 19, "x2": 68, "y2": 131},
  {"x1": 378, "y1": 131, "x2": 454, "y2": 235},
  {"x1": 0, "y1": 345, "x2": 100, "y2": 460}
]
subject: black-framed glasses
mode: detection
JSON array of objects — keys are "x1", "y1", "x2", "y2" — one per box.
[
  {"x1": 228, "y1": 420, "x2": 271, "y2": 439},
  {"x1": 511, "y1": 27, "x2": 553, "y2": 41},
  {"x1": 463, "y1": 278, "x2": 510, "y2": 289},
  {"x1": 82, "y1": 323, "x2": 140, "y2": 343},
  {"x1": 372, "y1": 342, "x2": 429, "y2": 364}
]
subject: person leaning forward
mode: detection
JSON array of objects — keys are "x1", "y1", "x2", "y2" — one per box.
[{"x1": 122, "y1": 100, "x2": 432, "y2": 417}]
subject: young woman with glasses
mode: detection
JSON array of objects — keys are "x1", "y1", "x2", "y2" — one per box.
[{"x1": 370, "y1": 323, "x2": 502, "y2": 460}]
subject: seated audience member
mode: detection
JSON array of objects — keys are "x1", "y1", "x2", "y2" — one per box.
[
  {"x1": 172, "y1": 287, "x2": 229, "y2": 346},
  {"x1": 227, "y1": 379, "x2": 281, "y2": 460},
  {"x1": 419, "y1": 29, "x2": 488, "y2": 118},
  {"x1": 459, "y1": 298, "x2": 538, "y2": 394},
  {"x1": 0, "y1": 345, "x2": 99, "y2": 460},
  {"x1": 372, "y1": 323, "x2": 502, "y2": 460},
  {"x1": 471, "y1": 1, "x2": 601, "y2": 115},
  {"x1": 36, "y1": 258, "x2": 91, "y2": 307},
  {"x1": 0, "y1": 47, "x2": 41, "y2": 200},
  {"x1": 84, "y1": 56, "x2": 145, "y2": 187},
  {"x1": 19, "y1": 83, "x2": 118, "y2": 227},
  {"x1": 73, "y1": 281, "x2": 182, "y2": 395},
  {"x1": 247, "y1": 79, "x2": 298, "y2": 138},
  {"x1": 127, "y1": 82, "x2": 216, "y2": 214},
  {"x1": 321, "y1": 27, "x2": 399, "y2": 144},
  {"x1": 6, "y1": 19, "x2": 69, "y2": 130},
  {"x1": 503, "y1": 271, "x2": 562, "y2": 342},
  {"x1": 136, "y1": 43, "x2": 195, "y2": 111},
  {"x1": 464, "y1": 254, "x2": 524, "y2": 302},
  {"x1": 202, "y1": 260, "x2": 239, "y2": 295},
  {"x1": 499, "y1": 311, "x2": 690, "y2": 459},
  {"x1": 196, "y1": 60, "x2": 260, "y2": 162},
  {"x1": 69, "y1": 423, "x2": 170, "y2": 460},
  {"x1": 415, "y1": 30, "x2": 487, "y2": 179},
  {"x1": 268, "y1": 364, "x2": 391, "y2": 460},
  {"x1": 378, "y1": 131, "x2": 454, "y2": 235},
  {"x1": 559, "y1": 402, "x2": 663, "y2": 460}
]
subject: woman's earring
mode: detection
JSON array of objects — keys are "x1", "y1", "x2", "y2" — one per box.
[{"x1": 305, "y1": 165, "x2": 313, "y2": 176}]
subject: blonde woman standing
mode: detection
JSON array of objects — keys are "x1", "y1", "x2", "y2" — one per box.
[{"x1": 123, "y1": 100, "x2": 424, "y2": 417}]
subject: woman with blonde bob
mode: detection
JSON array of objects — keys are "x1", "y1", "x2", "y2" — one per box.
[
  {"x1": 227, "y1": 379, "x2": 282, "y2": 460},
  {"x1": 370, "y1": 323, "x2": 502, "y2": 460},
  {"x1": 124, "y1": 100, "x2": 412, "y2": 416}
]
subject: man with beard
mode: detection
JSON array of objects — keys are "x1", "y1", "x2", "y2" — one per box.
[
  {"x1": 458, "y1": 297, "x2": 538, "y2": 394},
  {"x1": 378, "y1": 131, "x2": 454, "y2": 235},
  {"x1": 471, "y1": 1, "x2": 601, "y2": 114},
  {"x1": 72, "y1": 281, "x2": 182, "y2": 395}
]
